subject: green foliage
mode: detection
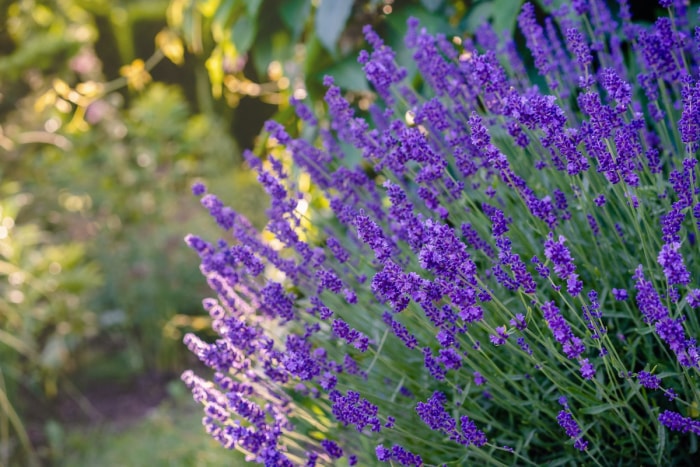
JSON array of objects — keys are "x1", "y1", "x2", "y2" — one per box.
[
  {"x1": 0, "y1": 0, "x2": 268, "y2": 463},
  {"x1": 167, "y1": 0, "x2": 474, "y2": 104},
  {"x1": 179, "y1": 1, "x2": 700, "y2": 464},
  {"x1": 315, "y1": 0, "x2": 354, "y2": 57},
  {"x1": 0, "y1": 184, "x2": 101, "y2": 464},
  {"x1": 60, "y1": 386, "x2": 246, "y2": 466},
  {"x1": 0, "y1": 1, "x2": 95, "y2": 80},
  {"x1": 465, "y1": 0, "x2": 524, "y2": 37}
]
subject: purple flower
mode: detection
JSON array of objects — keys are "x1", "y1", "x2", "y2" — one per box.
[
  {"x1": 542, "y1": 301, "x2": 586, "y2": 359},
  {"x1": 325, "y1": 236, "x2": 350, "y2": 264},
  {"x1": 359, "y1": 26, "x2": 407, "y2": 105},
  {"x1": 383, "y1": 312, "x2": 419, "y2": 349},
  {"x1": 489, "y1": 325, "x2": 509, "y2": 346},
  {"x1": 183, "y1": 2, "x2": 700, "y2": 463},
  {"x1": 587, "y1": 214, "x2": 599, "y2": 236},
  {"x1": 510, "y1": 313, "x2": 527, "y2": 331},
  {"x1": 418, "y1": 220, "x2": 477, "y2": 282},
  {"x1": 461, "y1": 415, "x2": 488, "y2": 447},
  {"x1": 657, "y1": 242, "x2": 691, "y2": 286},
  {"x1": 687, "y1": 289, "x2": 700, "y2": 308},
  {"x1": 438, "y1": 347, "x2": 463, "y2": 370},
  {"x1": 375, "y1": 444, "x2": 422, "y2": 466},
  {"x1": 321, "y1": 439, "x2": 343, "y2": 459},
  {"x1": 305, "y1": 451, "x2": 318, "y2": 467},
  {"x1": 518, "y1": 3, "x2": 554, "y2": 78},
  {"x1": 376, "y1": 445, "x2": 391, "y2": 462},
  {"x1": 661, "y1": 203, "x2": 685, "y2": 243},
  {"x1": 658, "y1": 410, "x2": 700, "y2": 436},
  {"x1": 354, "y1": 213, "x2": 393, "y2": 262},
  {"x1": 600, "y1": 68, "x2": 632, "y2": 111},
  {"x1": 517, "y1": 337, "x2": 533, "y2": 355},
  {"x1": 663, "y1": 388, "x2": 678, "y2": 402},
  {"x1": 557, "y1": 410, "x2": 588, "y2": 451},
  {"x1": 260, "y1": 282, "x2": 295, "y2": 322},
  {"x1": 531, "y1": 256, "x2": 550, "y2": 278},
  {"x1": 612, "y1": 288, "x2": 628, "y2": 301},
  {"x1": 416, "y1": 391, "x2": 455, "y2": 432},
  {"x1": 329, "y1": 390, "x2": 381, "y2": 433},
  {"x1": 192, "y1": 181, "x2": 207, "y2": 196},
  {"x1": 565, "y1": 27, "x2": 592, "y2": 69},
  {"x1": 633, "y1": 266, "x2": 670, "y2": 323},
  {"x1": 422, "y1": 347, "x2": 447, "y2": 381},
  {"x1": 544, "y1": 233, "x2": 582, "y2": 295},
  {"x1": 415, "y1": 391, "x2": 488, "y2": 447},
  {"x1": 679, "y1": 77, "x2": 700, "y2": 150},
  {"x1": 655, "y1": 317, "x2": 700, "y2": 368},
  {"x1": 637, "y1": 371, "x2": 661, "y2": 389},
  {"x1": 316, "y1": 269, "x2": 343, "y2": 294},
  {"x1": 579, "y1": 358, "x2": 595, "y2": 380},
  {"x1": 390, "y1": 445, "x2": 423, "y2": 466}
]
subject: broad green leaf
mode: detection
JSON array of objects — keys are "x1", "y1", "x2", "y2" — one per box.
[
  {"x1": 465, "y1": 2, "x2": 496, "y2": 33},
  {"x1": 302, "y1": 35, "x2": 336, "y2": 100},
  {"x1": 386, "y1": 4, "x2": 455, "y2": 36},
  {"x1": 252, "y1": 29, "x2": 294, "y2": 78},
  {"x1": 420, "y1": 0, "x2": 444, "y2": 12},
  {"x1": 320, "y1": 55, "x2": 369, "y2": 91},
  {"x1": 211, "y1": 0, "x2": 236, "y2": 42},
  {"x1": 281, "y1": 0, "x2": 311, "y2": 39},
  {"x1": 465, "y1": 0, "x2": 524, "y2": 36},
  {"x1": 182, "y1": 2, "x2": 203, "y2": 53},
  {"x1": 244, "y1": 0, "x2": 263, "y2": 17},
  {"x1": 231, "y1": 15, "x2": 256, "y2": 52},
  {"x1": 314, "y1": 0, "x2": 353, "y2": 55},
  {"x1": 492, "y1": 0, "x2": 523, "y2": 35}
]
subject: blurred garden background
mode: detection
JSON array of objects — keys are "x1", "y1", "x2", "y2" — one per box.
[{"x1": 0, "y1": 0, "x2": 663, "y2": 465}]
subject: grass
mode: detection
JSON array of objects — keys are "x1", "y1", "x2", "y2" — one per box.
[{"x1": 59, "y1": 381, "x2": 244, "y2": 467}]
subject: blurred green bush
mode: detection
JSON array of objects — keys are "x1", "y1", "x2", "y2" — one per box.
[{"x1": 0, "y1": 0, "x2": 269, "y2": 463}]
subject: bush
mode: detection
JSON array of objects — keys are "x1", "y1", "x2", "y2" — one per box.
[{"x1": 183, "y1": 1, "x2": 700, "y2": 465}]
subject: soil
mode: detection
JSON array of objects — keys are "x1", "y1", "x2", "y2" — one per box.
[
  {"x1": 24, "y1": 371, "x2": 176, "y2": 463},
  {"x1": 56, "y1": 371, "x2": 175, "y2": 428}
]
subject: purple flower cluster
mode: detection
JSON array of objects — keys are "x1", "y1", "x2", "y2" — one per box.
[
  {"x1": 556, "y1": 409, "x2": 588, "y2": 451},
  {"x1": 329, "y1": 390, "x2": 381, "y2": 432},
  {"x1": 658, "y1": 410, "x2": 700, "y2": 436},
  {"x1": 541, "y1": 301, "x2": 587, "y2": 363},
  {"x1": 634, "y1": 266, "x2": 699, "y2": 368},
  {"x1": 637, "y1": 371, "x2": 661, "y2": 390},
  {"x1": 182, "y1": 0, "x2": 700, "y2": 463},
  {"x1": 544, "y1": 233, "x2": 582, "y2": 296},
  {"x1": 375, "y1": 444, "x2": 422, "y2": 466},
  {"x1": 416, "y1": 391, "x2": 487, "y2": 447},
  {"x1": 657, "y1": 242, "x2": 691, "y2": 286}
]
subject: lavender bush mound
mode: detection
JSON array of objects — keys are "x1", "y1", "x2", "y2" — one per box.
[{"x1": 183, "y1": 1, "x2": 700, "y2": 465}]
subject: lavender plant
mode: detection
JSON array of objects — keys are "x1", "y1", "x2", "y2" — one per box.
[{"x1": 182, "y1": 1, "x2": 700, "y2": 465}]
